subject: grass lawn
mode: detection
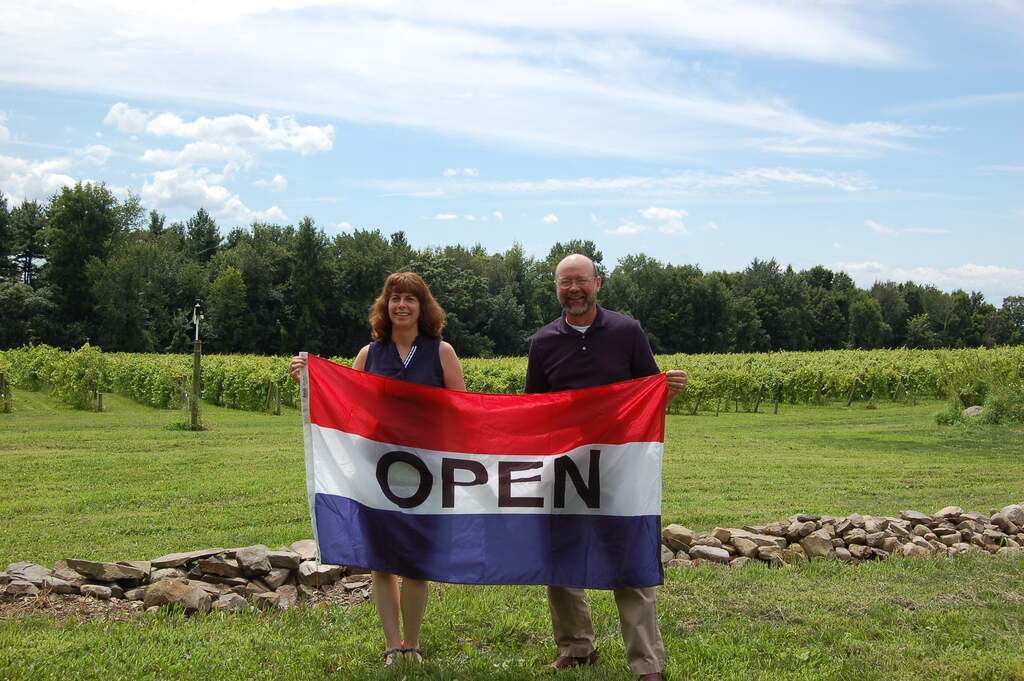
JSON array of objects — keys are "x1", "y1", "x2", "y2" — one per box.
[{"x1": 1, "y1": 390, "x2": 1023, "y2": 680}]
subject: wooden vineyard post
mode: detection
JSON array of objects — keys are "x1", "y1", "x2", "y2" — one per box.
[
  {"x1": 0, "y1": 372, "x2": 10, "y2": 413},
  {"x1": 266, "y1": 381, "x2": 281, "y2": 415},
  {"x1": 190, "y1": 340, "x2": 202, "y2": 430},
  {"x1": 715, "y1": 396, "x2": 722, "y2": 416},
  {"x1": 753, "y1": 383, "x2": 764, "y2": 413},
  {"x1": 846, "y1": 377, "x2": 860, "y2": 407},
  {"x1": 689, "y1": 392, "x2": 704, "y2": 416}
]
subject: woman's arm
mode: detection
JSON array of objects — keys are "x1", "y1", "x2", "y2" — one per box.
[
  {"x1": 439, "y1": 341, "x2": 467, "y2": 391},
  {"x1": 352, "y1": 344, "x2": 370, "y2": 372}
]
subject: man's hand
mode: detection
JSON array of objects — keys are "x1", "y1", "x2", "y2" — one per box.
[{"x1": 665, "y1": 369, "x2": 688, "y2": 400}]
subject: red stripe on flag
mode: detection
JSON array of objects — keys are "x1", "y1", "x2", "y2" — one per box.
[{"x1": 306, "y1": 355, "x2": 667, "y2": 456}]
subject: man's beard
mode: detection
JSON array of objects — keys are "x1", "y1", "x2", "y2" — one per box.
[{"x1": 562, "y1": 294, "x2": 594, "y2": 317}]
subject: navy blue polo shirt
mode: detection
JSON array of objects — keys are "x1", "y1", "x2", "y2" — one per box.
[{"x1": 524, "y1": 306, "x2": 660, "y2": 393}]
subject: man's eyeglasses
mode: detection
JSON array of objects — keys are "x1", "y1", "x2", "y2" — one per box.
[{"x1": 556, "y1": 277, "x2": 595, "y2": 289}]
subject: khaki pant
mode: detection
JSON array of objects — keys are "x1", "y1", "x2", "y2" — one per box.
[{"x1": 548, "y1": 585, "x2": 664, "y2": 676}]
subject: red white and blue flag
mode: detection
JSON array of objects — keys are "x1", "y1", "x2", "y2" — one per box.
[{"x1": 301, "y1": 354, "x2": 667, "y2": 589}]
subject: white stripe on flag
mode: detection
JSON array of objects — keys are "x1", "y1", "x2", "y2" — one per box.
[{"x1": 310, "y1": 424, "x2": 663, "y2": 516}]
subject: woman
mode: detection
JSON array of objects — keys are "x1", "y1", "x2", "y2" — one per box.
[{"x1": 290, "y1": 272, "x2": 465, "y2": 667}]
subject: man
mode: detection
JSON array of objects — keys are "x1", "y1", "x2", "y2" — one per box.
[{"x1": 525, "y1": 253, "x2": 687, "y2": 681}]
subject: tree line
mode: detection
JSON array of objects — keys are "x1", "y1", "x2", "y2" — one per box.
[{"x1": 1, "y1": 182, "x2": 1022, "y2": 357}]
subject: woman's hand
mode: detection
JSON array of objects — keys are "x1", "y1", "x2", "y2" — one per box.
[{"x1": 288, "y1": 355, "x2": 306, "y2": 382}]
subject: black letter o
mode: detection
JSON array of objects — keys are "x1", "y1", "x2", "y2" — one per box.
[{"x1": 376, "y1": 451, "x2": 432, "y2": 509}]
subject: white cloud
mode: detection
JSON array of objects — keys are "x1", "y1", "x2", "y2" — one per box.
[
  {"x1": 465, "y1": 214, "x2": 476, "y2": 221},
  {"x1": 0, "y1": 114, "x2": 9, "y2": 145},
  {"x1": 104, "y1": 102, "x2": 149, "y2": 133},
  {"x1": 433, "y1": 213, "x2": 458, "y2": 220},
  {"x1": 904, "y1": 227, "x2": 950, "y2": 234},
  {"x1": 105, "y1": 104, "x2": 333, "y2": 155},
  {"x1": 492, "y1": 211, "x2": 503, "y2": 220},
  {"x1": 443, "y1": 168, "x2": 479, "y2": 176},
  {"x1": 542, "y1": 213, "x2": 559, "y2": 223},
  {"x1": 637, "y1": 206, "x2": 688, "y2": 234},
  {"x1": 0, "y1": 154, "x2": 77, "y2": 202},
  {"x1": 337, "y1": 221, "x2": 351, "y2": 229},
  {"x1": 832, "y1": 242, "x2": 842, "y2": 249},
  {"x1": 835, "y1": 261, "x2": 1024, "y2": 300},
  {"x1": 141, "y1": 165, "x2": 287, "y2": 223},
  {"x1": 865, "y1": 219, "x2": 896, "y2": 235},
  {"x1": 372, "y1": 167, "x2": 874, "y2": 199},
  {"x1": 606, "y1": 222, "x2": 647, "y2": 235},
  {"x1": 79, "y1": 144, "x2": 113, "y2": 165},
  {"x1": 704, "y1": 220, "x2": 719, "y2": 231},
  {"x1": 141, "y1": 142, "x2": 250, "y2": 165},
  {"x1": 890, "y1": 92, "x2": 1024, "y2": 114},
  {"x1": 0, "y1": 5, "x2": 922, "y2": 163},
  {"x1": 979, "y1": 165, "x2": 1024, "y2": 173},
  {"x1": 254, "y1": 174, "x2": 288, "y2": 192}
]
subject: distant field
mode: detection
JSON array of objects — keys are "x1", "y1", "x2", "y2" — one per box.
[{"x1": 1, "y1": 390, "x2": 1022, "y2": 680}]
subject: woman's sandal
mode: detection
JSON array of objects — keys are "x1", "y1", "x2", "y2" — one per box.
[
  {"x1": 383, "y1": 648, "x2": 404, "y2": 667},
  {"x1": 402, "y1": 648, "x2": 424, "y2": 663}
]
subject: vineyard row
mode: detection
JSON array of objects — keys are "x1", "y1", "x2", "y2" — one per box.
[{"x1": 2, "y1": 345, "x2": 1022, "y2": 416}]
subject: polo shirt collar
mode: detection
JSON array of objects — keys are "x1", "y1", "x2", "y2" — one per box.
[{"x1": 558, "y1": 305, "x2": 606, "y2": 334}]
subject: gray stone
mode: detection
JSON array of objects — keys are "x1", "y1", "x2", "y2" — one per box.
[
  {"x1": 693, "y1": 535, "x2": 724, "y2": 549},
  {"x1": 235, "y1": 545, "x2": 272, "y2": 576},
  {"x1": 962, "y1": 405, "x2": 983, "y2": 418},
  {"x1": 123, "y1": 586, "x2": 148, "y2": 601},
  {"x1": 849, "y1": 544, "x2": 873, "y2": 560},
  {"x1": 4, "y1": 580, "x2": 40, "y2": 598},
  {"x1": 688, "y1": 545, "x2": 730, "y2": 564},
  {"x1": 253, "y1": 591, "x2": 280, "y2": 610},
  {"x1": 199, "y1": 574, "x2": 249, "y2": 587},
  {"x1": 0, "y1": 573, "x2": 9, "y2": 586},
  {"x1": 900, "y1": 510, "x2": 933, "y2": 525},
  {"x1": 1000, "y1": 504, "x2": 1024, "y2": 526},
  {"x1": 80, "y1": 584, "x2": 112, "y2": 600},
  {"x1": 297, "y1": 584, "x2": 319, "y2": 601},
  {"x1": 866, "y1": 531, "x2": 887, "y2": 548},
  {"x1": 6, "y1": 562, "x2": 52, "y2": 586},
  {"x1": 845, "y1": 528, "x2": 868, "y2": 545},
  {"x1": 65, "y1": 559, "x2": 145, "y2": 582},
  {"x1": 244, "y1": 579, "x2": 272, "y2": 596},
  {"x1": 729, "y1": 557, "x2": 751, "y2": 569},
  {"x1": 935, "y1": 506, "x2": 963, "y2": 518},
  {"x1": 756, "y1": 546, "x2": 784, "y2": 565},
  {"x1": 213, "y1": 593, "x2": 250, "y2": 612},
  {"x1": 186, "y1": 580, "x2": 224, "y2": 598},
  {"x1": 834, "y1": 547, "x2": 854, "y2": 563},
  {"x1": 665, "y1": 558, "x2": 691, "y2": 568},
  {"x1": 729, "y1": 529, "x2": 786, "y2": 548},
  {"x1": 661, "y1": 524, "x2": 694, "y2": 551},
  {"x1": 297, "y1": 561, "x2": 344, "y2": 587},
  {"x1": 40, "y1": 576, "x2": 75, "y2": 594},
  {"x1": 144, "y1": 579, "x2": 194, "y2": 607},
  {"x1": 731, "y1": 537, "x2": 759, "y2": 558},
  {"x1": 150, "y1": 567, "x2": 188, "y2": 582},
  {"x1": 198, "y1": 557, "x2": 244, "y2": 578},
  {"x1": 263, "y1": 567, "x2": 291, "y2": 590},
  {"x1": 660, "y1": 545, "x2": 673, "y2": 565},
  {"x1": 150, "y1": 548, "x2": 227, "y2": 569},
  {"x1": 711, "y1": 527, "x2": 733, "y2": 543},
  {"x1": 864, "y1": 517, "x2": 888, "y2": 534},
  {"x1": 268, "y1": 549, "x2": 301, "y2": 569},
  {"x1": 276, "y1": 584, "x2": 299, "y2": 609},
  {"x1": 119, "y1": 561, "x2": 151, "y2": 581},
  {"x1": 181, "y1": 587, "x2": 212, "y2": 615},
  {"x1": 902, "y1": 542, "x2": 931, "y2": 558},
  {"x1": 996, "y1": 546, "x2": 1024, "y2": 558},
  {"x1": 290, "y1": 540, "x2": 318, "y2": 561},
  {"x1": 888, "y1": 522, "x2": 912, "y2": 539},
  {"x1": 799, "y1": 533, "x2": 834, "y2": 559}
]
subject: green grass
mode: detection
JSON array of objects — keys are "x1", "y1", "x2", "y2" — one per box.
[{"x1": 1, "y1": 391, "x2": 1023, "y2": 680}]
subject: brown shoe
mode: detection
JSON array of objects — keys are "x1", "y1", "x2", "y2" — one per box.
[{"x1": 548, "y1": 649, "x2": 599, "y2": 670}]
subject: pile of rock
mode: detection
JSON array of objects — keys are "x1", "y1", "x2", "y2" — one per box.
[
  {"x1": 0, "y1": 540, "x2": 371, "y2": 614},
  {"x1": 661, "y1": 503, "x2": 1024, "y2": 569}
]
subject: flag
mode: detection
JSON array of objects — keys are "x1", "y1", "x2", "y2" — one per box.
[{"x1": 302, "y1": 354, "x2": 667, "y2": 589}]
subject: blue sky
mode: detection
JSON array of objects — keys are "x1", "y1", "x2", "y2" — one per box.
[{"x1": 1, "y1": 1, "x2": 1022, "y2": 303}]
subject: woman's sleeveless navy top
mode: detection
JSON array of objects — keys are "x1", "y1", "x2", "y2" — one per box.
[{"x1": 364, "y1": 335, "x2": 444, "y2": 388}]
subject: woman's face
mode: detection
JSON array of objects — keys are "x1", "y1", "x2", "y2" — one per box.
[{"x1": 388, "y1": 291, "x2": 421, "y2": 330}]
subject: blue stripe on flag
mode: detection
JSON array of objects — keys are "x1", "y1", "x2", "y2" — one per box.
[{"x1": 314, "y1": 493, "x2": 663, "y2": 590}]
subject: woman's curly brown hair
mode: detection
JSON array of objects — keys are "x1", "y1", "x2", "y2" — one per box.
[{"x1": 369, "y1": 272, "x2": 446, "y2": 342}]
